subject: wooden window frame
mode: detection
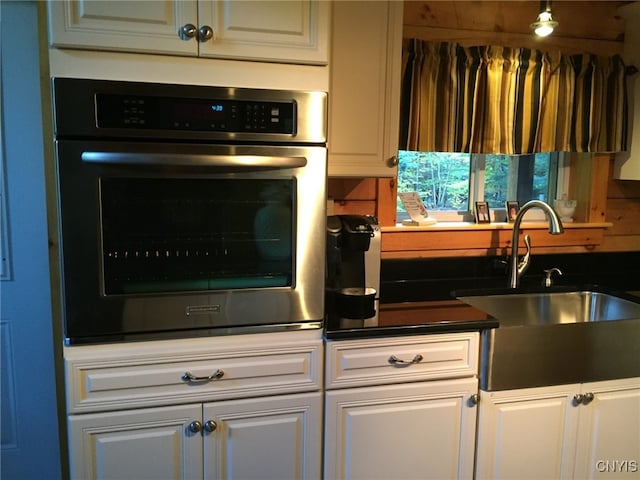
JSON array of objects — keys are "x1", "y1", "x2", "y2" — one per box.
[{"x1": 375, "y1": 154, "x2": 613, "y2": 259}]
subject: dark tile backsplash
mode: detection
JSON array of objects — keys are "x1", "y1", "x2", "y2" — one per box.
[{"x1": 380, "y1": 251, "x2": 640, "y2": 303}]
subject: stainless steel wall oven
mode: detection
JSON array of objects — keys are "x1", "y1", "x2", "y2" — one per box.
[{"x1": 52, "y1": 78, "x2": 327, "y2": 344}]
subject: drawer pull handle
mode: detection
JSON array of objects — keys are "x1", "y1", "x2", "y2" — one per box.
[
  {"x1": 388, "y1": 354, "x2": 423, "y2": 366},
  {"x1": 182, "y1": 369, "x2": 224, "y2": 383}
]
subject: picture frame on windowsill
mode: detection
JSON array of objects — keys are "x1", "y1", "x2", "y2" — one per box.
[
  {"x1": 505, "y1": 201, "x2": 520, "y2": 222},
  {"x1": 474, "y1": 201, "x2": 491, "y2": 224}
]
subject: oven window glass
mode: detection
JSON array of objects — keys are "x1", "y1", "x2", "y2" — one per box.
[{"x1": 99, "y1": 177, "x2": 295, "y2": 294}]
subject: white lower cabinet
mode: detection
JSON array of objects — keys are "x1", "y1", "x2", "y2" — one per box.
[
  {"x1": 325, "y1": 378, "x2": 478, "y2": 480},
  {"x1": 475, "y1": 377, "x2": 640, "y2": 479},
  {"x1": 69, "y1": 404, "x2": 203, "y2": 479},
  {"x1": 64, "y1": 331, "x2": 324, "y2": 480},
  {"x1": 573, "y1": 378, "x2": 640, "y2": 479},
  {"x1": 69, "y1": 393, "x2": 322, "y2": 480},
  {"x1": 324, "y1": 332, "x2": 480, "y2": 480},
  {"x1": 202, "y1": 393, "x2": 322, "y2": 479}
]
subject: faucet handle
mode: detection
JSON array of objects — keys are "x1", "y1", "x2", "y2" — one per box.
[
  {"x1": 543, "y1": 267, "x2": 563, "y2": 287},
  {"x1": 517, "y1": 234, "x2": 532, "y2": 276}
]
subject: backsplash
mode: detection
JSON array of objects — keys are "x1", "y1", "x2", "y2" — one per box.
[{"x1": 380, "y1": 251, "x2": 640, "y2": 303}]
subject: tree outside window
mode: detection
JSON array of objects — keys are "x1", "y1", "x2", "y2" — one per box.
[{"x1": 396, "y1": 151, "x2": 560, "y2": 222}]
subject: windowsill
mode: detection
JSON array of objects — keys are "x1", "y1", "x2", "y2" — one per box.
[
  {"x1": 380, "y1": 222, "x2": 613, "y2": 258},
  {"x1": 382, "y1": 222, "x2": 613, "y2": 232}
]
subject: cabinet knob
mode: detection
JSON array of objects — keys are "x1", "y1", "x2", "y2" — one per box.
[
  {"x1": 198, "y1": 25, "x2": 214, "y2": 42},
  {"x1": 204, "y1": 420, "x2": 218, "y2": 432},
  {"x1": 573, "y1": 394, "x2": 584, "y2": 405},
  {"x1": 469, "y1": 393, "x2": 480, "y2": 406},
  {"x1": 188, "y1": 420, "x2": 202, "y2": 433},
  {"x1": 179, "y1": 23, "x2": 197, "y2": 40},
  {"x1": 386, "y1": 155, "x2": 398, "y2": 167},
  {"x1": 583, "y1": 392, "x2": 594, "y2": 405}
]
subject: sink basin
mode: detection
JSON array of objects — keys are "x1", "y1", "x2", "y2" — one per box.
[
  {"x1": 456, "y1": 287, "x2": 640, "y2": 391},
  {"x1": 457, "y1": 290, "x2": 640, "y2": 326}
]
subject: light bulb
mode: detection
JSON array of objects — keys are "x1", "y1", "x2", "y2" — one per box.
[
  {"x1": 530, "y1": 10, "x2": 558, "y2": 37},
  {"x1": 535, "y1": 23, "x2": 554, "y2": 37}
]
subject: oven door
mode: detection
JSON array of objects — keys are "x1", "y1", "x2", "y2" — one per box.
[{"x1": 55, "y1": 141, "x2": 326, "y2": 344}]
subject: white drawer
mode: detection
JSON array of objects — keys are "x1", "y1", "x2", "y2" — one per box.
[
  {"x1": 325, "y1": 332, "x2": 479, "y2": 389},
  {"x1": 65, "y1": 331, "x2": 323, "y2": 413}
]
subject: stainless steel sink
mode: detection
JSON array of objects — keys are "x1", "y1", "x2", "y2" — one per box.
[
  {"x1": 458, "y1": 290, "x2": 640, "y2": 326},
  {"x1": 457, "y1": 288, "x2": 640, "y2": 391}
]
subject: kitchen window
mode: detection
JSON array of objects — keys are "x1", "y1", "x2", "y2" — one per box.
[
  {"x1": 396, "y1": 40, "x2": 627, "y2": 225},
  {"x1": 396, "y1": 150, "x2": 568, "y2": 222}
]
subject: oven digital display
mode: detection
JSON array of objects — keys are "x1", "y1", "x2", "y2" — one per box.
[
  {"x1": 95, "y1": 93, "x2": 296, "y2": 134},
  {"x1": 172, "y1": 102, "x2": 227, "y2": 121}
]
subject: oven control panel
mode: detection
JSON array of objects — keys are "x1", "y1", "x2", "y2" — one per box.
[{"x1": 95, "y1": 94, "x2": 296, "y2": 134}]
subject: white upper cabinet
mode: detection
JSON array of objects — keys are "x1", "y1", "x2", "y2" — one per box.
[
  {"x1": 615, "y1": 1, "x2": 640, "y2": 180},
  {"x1": 48, "y1": 1, "x2": 199, "y2": 56},
  {"x1": 197, "y1": 1, "x2": 329, "y2": 64},
  {"x1": 327, "y1": 0, "x2": 403, "y2": 177},
  {"x1": 48, "y1": 0, "x2": 329, "y2": 65}
]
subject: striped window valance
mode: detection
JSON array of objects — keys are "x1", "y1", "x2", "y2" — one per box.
[{"x1": 400, "y1": 40, "x2": 629, "y2": 154}]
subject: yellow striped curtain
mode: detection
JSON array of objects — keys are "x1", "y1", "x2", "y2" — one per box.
[{"x1": 400, "y1": 40, "x2": 628, "y2": 154}]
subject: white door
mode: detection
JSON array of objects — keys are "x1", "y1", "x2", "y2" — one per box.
[
  {"x1": 0, "y1": 2, "x2": 62, "y2": 478},
  {"x1": 475, "y1": 384, "x2": 581, "y2": 480},
  {"x1": 203, "y1": 392, "x2": 322, "y2": 480},
  {"x1": 324, "y1": 378, "x2": 478, "y2": 480},
  {"x1": 574, "y1": 377, "x2": 640, "y2": 479},
  {"x1": 48, "y1": 0, "x2": 199, "y2": 55},
  {"x1": 197, "y1": 0, "x2": 329, "y2": 64},
  {"x1": 68, "y1": 404, "x2": 203, "y2": 480}
]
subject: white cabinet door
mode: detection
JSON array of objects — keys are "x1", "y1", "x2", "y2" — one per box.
[
  {"x1": 614, "y1": 2, "x2": 640, "y2": 180},
  {"x1": 68, "y1": 404, "x2": 203, "y2": 480},
  {"x1": 327, "y1": 0, "x2": 403, "y2": 177},
  {"x1": 48, "y1": 0, "x2": 328, "y2": 65},
  {"x1": 324, "y1": 378, "x2": 478, "y2": 480},
  {"x1": 573, "y1": 377, "x2": 640, "y2": 479},
  {"x1": 197, "y1": 1, "x2": 329, "y2": 64},
  {"x1": 475, "y1": 384, "x2": 580, "y2": 480},
  {"x1": 476, "y1": 377, "x2": 640, "y2": 480},
  {"x1": 203, "y1": 392, "x2": 322, "y2": 480},
  {"x1": 48, "y1": 0, "x2": 198, "y2": 55}
]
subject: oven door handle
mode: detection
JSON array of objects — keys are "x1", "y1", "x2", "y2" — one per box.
[{"x1": 81, "y1": 151, "x2": 308, "y2": 168}]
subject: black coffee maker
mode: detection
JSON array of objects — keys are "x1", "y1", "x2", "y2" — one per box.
[{"x1": 326, "y1": 215, "x2": 381, "y2": 329}]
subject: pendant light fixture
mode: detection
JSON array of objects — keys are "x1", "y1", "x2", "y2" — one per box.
[{"x1": 531, "y1": 0, "x2": 559, "y2": 37}]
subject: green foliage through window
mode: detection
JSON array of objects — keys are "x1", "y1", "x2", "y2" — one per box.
[
  {"x1": 397, "y1": 151, "x2": 559, "y2": 220},
  {"x1": 397, "y1": 152, "x2": 470, "y2": 211}
]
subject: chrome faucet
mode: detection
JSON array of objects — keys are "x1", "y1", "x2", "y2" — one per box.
[{"x1": 508, "y1": 200, "x2": 564, "y2": 288}]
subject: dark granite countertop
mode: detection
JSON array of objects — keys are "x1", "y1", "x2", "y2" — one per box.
[
  {"x1": 324, "y1": 299, "x2": 498, "y2": 340},
  {"x1": 324, "y1": 251, "x2": 640, "y2": 340}
]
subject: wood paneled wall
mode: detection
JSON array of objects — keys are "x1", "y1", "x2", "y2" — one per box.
[
  {"x1": 603, "y1": 160, "x2": 640, "y2": 250},
  {"x1": 403, "y1": 1, "x2": 630, "y2": 56}
]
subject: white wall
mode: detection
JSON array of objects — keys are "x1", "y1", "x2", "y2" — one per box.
[{"x1": 0, "y1": 2, "x2": 63, "y2": 478}]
